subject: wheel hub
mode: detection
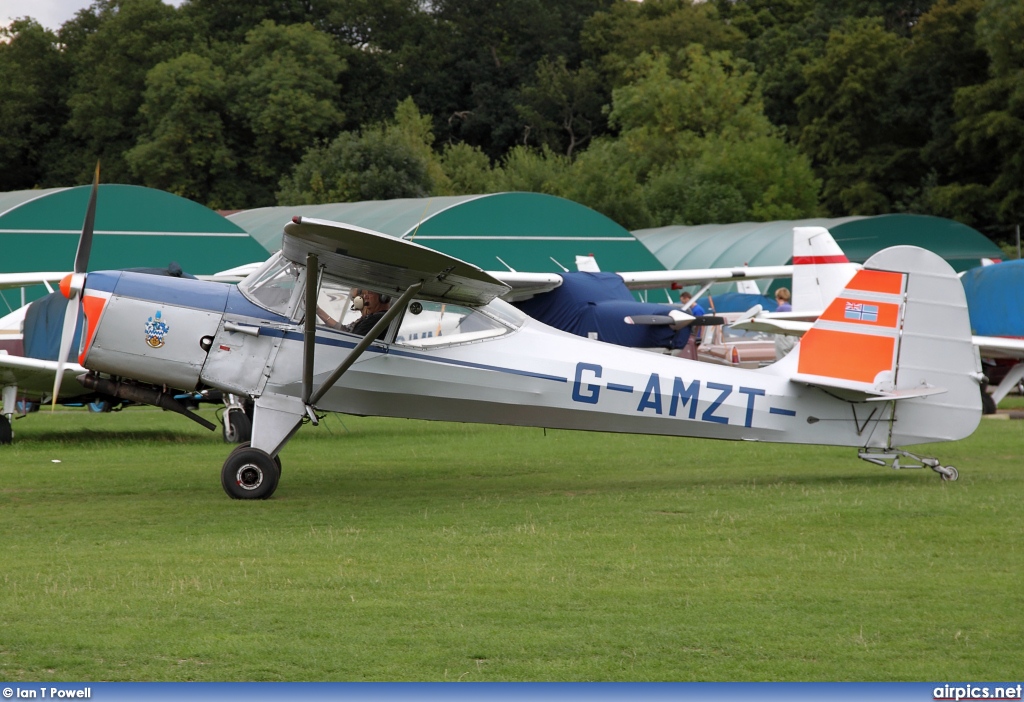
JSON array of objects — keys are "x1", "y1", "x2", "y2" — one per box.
[{"x1": 236, "y1": 463, "x2": 264, "y2": 490}]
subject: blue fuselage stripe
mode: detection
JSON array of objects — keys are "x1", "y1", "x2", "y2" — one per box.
[{"x1": 262, "y1": 326, "x2": 568, "y2": 383}]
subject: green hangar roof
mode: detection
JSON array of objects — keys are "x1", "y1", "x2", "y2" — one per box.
[
  {"x1": 634, "y1": 214, "x2": 1003, "y2": 274},
  {"x1": 229, "y1": 192, "x2": 668, "y2": 275},
  {"x1": 0, "y1": 185, "x2": 270, "y2": 308}
]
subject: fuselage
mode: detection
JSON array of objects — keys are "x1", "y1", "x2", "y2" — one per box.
[{"x1": 77, "y1": 269, "x2": 909, "y2": 450}]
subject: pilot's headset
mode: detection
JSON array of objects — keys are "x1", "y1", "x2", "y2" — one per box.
[
  {"x1": 350, "y1": 289, "x2": 365, "y2": 311},
  {"x1": 379, "y1": 292, "x2": 391, "y2": 305}
]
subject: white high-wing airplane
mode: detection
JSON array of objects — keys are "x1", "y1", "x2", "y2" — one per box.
[
  {"x1": 733, "y1": 227, "x2": 1024, "y2": 409},
  {"x1": 52, "y1": 202, "x2": 982, "y2": 499}
]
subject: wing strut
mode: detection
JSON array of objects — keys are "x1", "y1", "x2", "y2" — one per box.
[
  {"x1": 304, "y1": 282, "x2": 423, "y2": 415},
  {"x1": 302, "y1": 253, "x2": 320, "y2": 406}
]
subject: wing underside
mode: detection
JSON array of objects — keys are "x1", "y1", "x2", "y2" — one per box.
[{"x1": 283, "y1": 217, "x2": 510, "y2": 305}]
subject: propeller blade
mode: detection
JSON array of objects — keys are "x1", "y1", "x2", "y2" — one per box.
[
  {"x1": 624, "y1": 314, "x2": 676, "y2": 326},
  {"x1": 624, "y1": 314, "x2": 725, "y2": 328},
  {"x1": 690, "y1": 316, "x2": 725, "y2": 327},
  {"x1": 75, "y1": 162, "x2": 100, "y2": 273},
  {"x1": 51, "y1": 295, "x2": 81, "y2": 410},
  {"x1": 52, "y1": 164, "x2": 99, "y2": 410}
]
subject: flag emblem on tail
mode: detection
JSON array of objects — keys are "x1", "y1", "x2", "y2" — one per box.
[{"x1": 844, "y1": 302, "x2": 879, "y2": 322}]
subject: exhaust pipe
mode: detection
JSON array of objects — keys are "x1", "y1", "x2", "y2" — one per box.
[{"x1": 79, "y1": 374, "x2": 217, "y2": 431}]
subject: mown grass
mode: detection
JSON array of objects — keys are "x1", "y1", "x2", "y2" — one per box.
[{"x1": 1, "y1": 407, "x2": 1022, "y2": 681}]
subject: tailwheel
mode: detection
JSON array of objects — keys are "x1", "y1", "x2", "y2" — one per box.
[
  {"x1": 935, "y1": 465, "x2": 958, "y2": 482},
  {"x1": 221, "y1": 444, "x2": 281, "y2": 499}
]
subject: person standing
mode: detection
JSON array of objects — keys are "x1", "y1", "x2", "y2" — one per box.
[{"x1": 773, "y1": 287, "x2": 796, "y2": 360}]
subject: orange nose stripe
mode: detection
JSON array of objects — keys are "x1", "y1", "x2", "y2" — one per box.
[
  {"x1": 59, "y1": 274, "x2": 73, "y2": 299},
  {"x1": 79, "y1": 295, "x2": 107, "y2": 365}
]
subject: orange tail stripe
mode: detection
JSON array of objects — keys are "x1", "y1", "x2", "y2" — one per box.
[
  {"x1": 844, "y1": 269, "x2": 905, "y2": 295},
  {"x1": 798, "y1": 328, "x2": 896, "y2": 383}
]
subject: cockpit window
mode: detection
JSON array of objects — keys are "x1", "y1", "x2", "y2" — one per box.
[
  {"x1": 239, "y1": 253, "x2": 303, "y2": 317},
  {"x1": 395, "y1": 299, "x2": 517, "y2": 347},
  {"x1": 310, "y1": 275, "x2": 364, "y2": 331}
]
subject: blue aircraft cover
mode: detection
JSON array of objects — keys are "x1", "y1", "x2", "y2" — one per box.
[
  {"x1": 21, "y1": 264, "x2": 197, "y2": 362},
  {"x1": 514, "y1": 271, "x2": 694, "y2": 349},
  {"x1": 22, "y1": 293, "x2": 84, "y2": 362},
  {"x1": 961, "y1": 259, "x2": 1024, "y2": 336}
]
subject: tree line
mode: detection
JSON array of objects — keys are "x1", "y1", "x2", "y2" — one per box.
[{"x1": 1, "y1": 0, "x2": 1021, "y2": 248}]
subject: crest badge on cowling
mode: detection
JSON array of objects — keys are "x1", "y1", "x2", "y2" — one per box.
[{"x1": 144, "y1": 310, "x2": 170, "y2": 348}]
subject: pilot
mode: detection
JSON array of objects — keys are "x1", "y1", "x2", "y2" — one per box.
[
  {"x1": 317, "y1": 288, "x2": 365, "y2": 329},
  {"x1": 347, "y1": 290, "x2": 392, "y2": 338}
]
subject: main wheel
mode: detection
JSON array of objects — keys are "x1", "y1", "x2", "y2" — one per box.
[
  {"x1": 0, "y1": 415, "x2": 12, "y2": 445},
  {"x1": 221, "y1": 446, "x2": 281, "y2": 499},
  {"x1": 939, "y1": 465, "x2": 958, "y2": 482},
  {"x1": 222, "y1": 408, "x2": 252, "y2": 444}
]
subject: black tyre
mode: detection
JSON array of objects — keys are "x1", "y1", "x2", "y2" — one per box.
[
  {"x1": 221, "y1": 446, "x2": 281, "y2": 500},
  {"x1": 0, "y1": 415, "x2": 12, "y2": 445},
  {"x1": 222, "y1": 408, "x2": 252, "y2": 444},
  {"x1": 981, "y1": 388, "x2": 997, "y2": 415}
]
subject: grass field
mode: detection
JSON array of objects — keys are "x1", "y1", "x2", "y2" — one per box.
[{"x1": 1, "y1": 405, "x2": 1022, "y2": 681}]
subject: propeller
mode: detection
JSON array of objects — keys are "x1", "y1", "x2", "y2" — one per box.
[
  {"x1": 52, "y1": 162, "x2": 100, "y2": 409},
  {"x1": 624, "y1": 313, "x2": 725, "y2": 327}
]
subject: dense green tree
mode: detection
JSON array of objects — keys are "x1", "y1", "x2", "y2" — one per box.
[
  {"x1": 0, "y1": 20, "x2": 70, "y2": 190},
  {"x1": 229, "y1": 21, "x2": 346, "y2": 203},
  {"x1": 797, "y1": 18, "x2": 911, "y2": 214},
  {"x1": 425, "y1": 0, "x2": 613, "y2": 157},
  {"x1": 278, "y1": 100, "x2": 439, "y2": 205},
  {"x1": 125, "y1": 53, "x2": 241, "y2": 208},
  {"x1": 515, "y1": 57, "x2": 604, "y2": 157},
  {"x1": 582, "y1": 0, "x2": 745, "y2": 89},
  {"x1": 897, "y1": 0, "x2": 988, "y2": 186},
  {"x1": 61, "y1": 0, "x2": 199, "y2": 184},
  {"x1": 564, "y1": 46, "x2": 820, "y2": 228},
  {"x1": 182, "y1": 0, "x2": 323, "y2": 43},
  {"x1": 945, "y1": 0, "x2": 1024, "y2": 231},
  {"x1": 437, "y1": 143, "x2": 495, "y2": 195}
]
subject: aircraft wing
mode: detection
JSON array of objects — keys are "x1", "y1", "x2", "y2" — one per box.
[
  {"x1": 196, "y1": 262, "x2": 264, "y2": 284},
  {"x1": 735, "y1": 315, "x2": 1024, "y2": 363},
  {"x1": 973, "y1": 335, "x2": 1024, "y2": 360},
  {"x1": 488, "y1": 265, "x2": 793, "y2": 302},
  {"x1": 487, "y1": 271, "x2": 565, "y2": 301},
  {"x1": 731, "y1": 315, "x2": 814, "y2": 336},
  {"x1": 617, "y1": 265, "x2": 793, "y2": 291},
  {"x1": 0, "y1": 272, "x2": 70, "y2": 291},
  {"x1": 283, "y1": 217, "x2": 510, "y2": 305},
  {"x1": 0, "y1": 353, "x2": 90, "y2": 399}
]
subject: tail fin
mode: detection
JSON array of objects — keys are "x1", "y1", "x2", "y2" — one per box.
[
  {"x1": 791, "y1": 226, "x2": 860, "y2": 311},
  {"x1": 792, "y1": 245, "x2": 981, "y2": 445}
]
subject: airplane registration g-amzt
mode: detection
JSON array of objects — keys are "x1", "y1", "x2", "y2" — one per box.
[{"x1": 63, "y1": 214, "x2": 981, "y2": 499}]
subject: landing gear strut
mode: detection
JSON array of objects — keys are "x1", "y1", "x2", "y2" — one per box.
[{"x1": 858, "y1": 448, "x2": 958, "y2": 481}]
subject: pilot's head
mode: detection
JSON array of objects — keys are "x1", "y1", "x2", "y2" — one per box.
[{"x1": 362, "y1": 290, "x2": 391, "y2": 313}]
